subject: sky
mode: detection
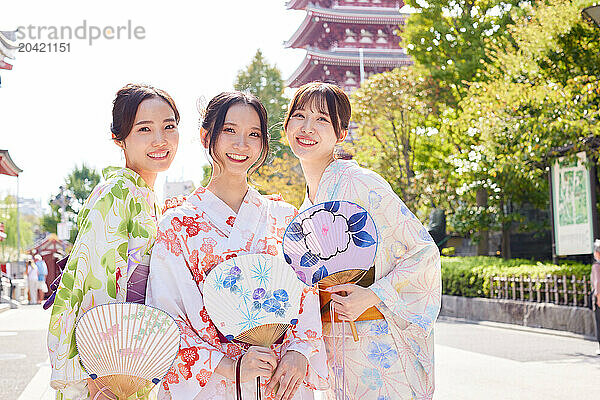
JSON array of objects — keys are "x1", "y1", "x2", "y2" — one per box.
[{"x1": 0, "y1": 0, "x2": 307, "y2": 210}]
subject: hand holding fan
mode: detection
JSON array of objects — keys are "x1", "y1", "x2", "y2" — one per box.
[
  {"x1": 203, "y1": 254, "x2": 304, "y2": 400},
  {"x1": 75, "y1": 303, "x2": 180, "y2": 399},
  {"x1": 282, "y1": 201, "x2": 378, "y2": 341}
]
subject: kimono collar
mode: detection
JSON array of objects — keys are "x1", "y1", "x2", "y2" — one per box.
[
  {"x1": 102, "y1": 166, "x2": 152, "y2": 191},
  {"x1": 188, "y1": 185, "x2": 268, "y2": 239},
  {"x1": 311, "y1": 159, "x2": 358, "y2": 203},
  {"x1": 102, "y1": 166, "x2": 159, "y2": 219}
]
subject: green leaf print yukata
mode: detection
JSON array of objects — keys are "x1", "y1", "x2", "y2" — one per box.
[{"x1": 47, "y1": 167, "x2": 161, "y2": 399}]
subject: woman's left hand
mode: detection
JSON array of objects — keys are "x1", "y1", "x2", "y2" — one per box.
[
  {"x1": 266, "y1": 350, "x2": 308, "y2": 400},
  {"x1": 328, "y1": 284, "x2": 381, "y2": 322}
]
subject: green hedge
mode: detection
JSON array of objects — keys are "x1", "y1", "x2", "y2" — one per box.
[{"x1": 441, "y1": 256, "x2": 591, "y2": 298}]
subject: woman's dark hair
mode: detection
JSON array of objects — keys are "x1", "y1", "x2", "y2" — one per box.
[
  {"x1": 111, "y1": 83, "x2": 180, "y2": 141},
  {"x1": 283, "y1": 82, "x2": 351, "y2": 139},
  {"x1": 201, "y1": 91, "x2": 270, "y2": 175}
]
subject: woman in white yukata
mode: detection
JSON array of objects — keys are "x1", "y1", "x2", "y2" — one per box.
[
  {"x1": 146, "y1": 92, "x2": 328, "y2": 400},
  {"x1": 283, "y1": 82, "x2": 441, "y2": 400}
]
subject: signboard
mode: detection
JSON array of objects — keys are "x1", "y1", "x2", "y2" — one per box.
[
  {"x1": 551, "y1": 151, "x2": 594, "y2": 255},
  {"x1": 57, "y1": 222, "x2": 73, "y2": 241}
]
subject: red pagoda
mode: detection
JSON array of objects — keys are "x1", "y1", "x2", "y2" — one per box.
[{"x1": 285, "y1": 0, "x2": 411, "y2": 91}]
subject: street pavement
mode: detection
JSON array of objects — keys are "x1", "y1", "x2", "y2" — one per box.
[
  {"x1": 434, "y1": 317, "x2": 600, "y2": 399},
  {"x1": 1, "y1": 307, "x2": 599, "y2": 399},
  {"x1": 0, "y1": 305, "x2": 53, "y2": 400}
]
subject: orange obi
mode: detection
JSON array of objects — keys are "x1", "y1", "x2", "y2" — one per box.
[{"x1": 319, "y1": 289, "x2": 384, "y2": 323}]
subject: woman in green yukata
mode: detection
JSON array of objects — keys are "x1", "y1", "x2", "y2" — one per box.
[{"x1": 47, "y1": 83, "x2": 180, "y2": 400}]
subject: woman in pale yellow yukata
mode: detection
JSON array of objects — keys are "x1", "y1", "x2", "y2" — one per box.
[
  {"x1": 283, "y1": 82, "x2": 441, "y2": 400},
  {"x1": 146, "y1": 91, "x2": 328, "y2": 400},
  {"x1": 47, "y1": 84, "x2": 180, "y2": 399}
]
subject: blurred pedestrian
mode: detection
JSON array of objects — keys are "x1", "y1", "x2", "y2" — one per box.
[
  {"x1": 35, "y1": 254, "x2": 48, "y2": 300},
  {"x1": 25, "y1": 259, "x2": 38, "y2": 305}
]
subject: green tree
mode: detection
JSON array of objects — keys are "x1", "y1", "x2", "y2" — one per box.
[
  {"x1": 40, "y1": 164, "x2": 100, "y2": 240},
  {"x1": 451, "y1": 0, "x2": 600, "y2": 258},
  {"x1": 234, "y1": 50, "x2": 289, "y2": 149},
  {"x1": 350, "y1": 68, "x2": 454, "y2": 215},
  {"x1": 400, "y1": 0, "x2": 525, "y2": 251},
  {"x1": 0, "y1": 196, "x2": 34, "y2": 262},
  {"x1": 402, "y1": 0, "x2": 522, "y2": 107},
  {"x1": 65, "y1": 164, "x2": 101, "y2": 212},
  {"x1": 40, "y1": 204, "x2": 60, "y2": 234},
  {"x1": 232, "y1": 50, "x2": 306, "y2": 202}
]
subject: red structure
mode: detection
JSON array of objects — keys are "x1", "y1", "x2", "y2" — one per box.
[
  {"x1": 28, "y1": 234, "x2": 70, "y2": 298},
  {"x1": 0, "y1": 149, "x2": 22, "y2": 177},
  {"x1": 286, "y1": 0, "x2": 411, "y2": 90}
]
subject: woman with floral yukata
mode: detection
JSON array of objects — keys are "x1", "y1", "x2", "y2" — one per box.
[
  {"x1": 48, "y1": 83, "x2": 180, "y2": 399},
  {"x1": 283, "y1": 82, "x2": 441, "y2": 400},
  {"x1": 146, "y1": 91, "x2": 328, "y2": 400}
]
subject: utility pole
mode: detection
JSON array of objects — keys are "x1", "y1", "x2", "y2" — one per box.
[{"x1": 16, "y1": 177, "x2": 20, "y2": 262}]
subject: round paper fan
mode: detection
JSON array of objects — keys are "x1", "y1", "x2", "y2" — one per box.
[
  {"x1": 203, "y1": 254, "x2": 304, "y2": 348},
  {"x1": 75, "y1": 303, "x2": 180, "y2": 399},
  {"x1": 282, "y1": 200, "x2": 378, "y2": 288}
]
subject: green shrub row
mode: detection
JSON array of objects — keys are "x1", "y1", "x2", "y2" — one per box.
[{"x1": 441, "y1": 256, "x2": 591, "y2": 298}]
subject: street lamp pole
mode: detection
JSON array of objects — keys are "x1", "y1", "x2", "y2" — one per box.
[{"x1": 16, "y1": 176, "x2": 20, "y2": 263}]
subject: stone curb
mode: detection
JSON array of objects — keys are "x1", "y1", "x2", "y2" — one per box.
[
  {"x1": 440, "y1": 294, "x2": 597, "y2": 338},
  {"x1": 438, "y1": 315, "x2": 595, "y2": 341}
]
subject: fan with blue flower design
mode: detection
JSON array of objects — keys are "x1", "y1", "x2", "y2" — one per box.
[
  {"x1": 203, "y1": 254, "x2": 304, "y2": 347},
  {"x1": 204, "y1": 254, "x2": 304, "y2": 400}
]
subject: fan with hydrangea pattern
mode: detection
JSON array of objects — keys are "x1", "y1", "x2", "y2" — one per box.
[{"x1": 204, "y1": 254, "x2": 305, "y2": 399}]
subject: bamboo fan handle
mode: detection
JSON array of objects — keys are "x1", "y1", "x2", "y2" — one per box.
[
  {"x1": 349, "y1": 321, "x2": 359, "y2": 342},
  {"x1": 257, "y1": 376, "x2": 261, "y2": 400},
  {"x1": 340, "y1": 290, "x2": 359, "y2": 342}
]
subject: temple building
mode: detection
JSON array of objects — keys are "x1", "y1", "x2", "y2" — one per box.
[{"x1": 285, "y1": 0, "x2": 412, "y2": 91}]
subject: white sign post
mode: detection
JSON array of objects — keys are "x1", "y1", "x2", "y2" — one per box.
[
  {"x1": 551, "y1": 151, "x2": 595, "y2": 255},
  {"x1": 57, "y1": 222, "x2": 73, "y2": 242}
]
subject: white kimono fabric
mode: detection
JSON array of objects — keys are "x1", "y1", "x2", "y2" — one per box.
[
  {"x1": 301, "y1": 160, "x2": 441, "y2": 400},
  {"x1": 147, "y1": 186, "x2": 328, "y2": 400}
]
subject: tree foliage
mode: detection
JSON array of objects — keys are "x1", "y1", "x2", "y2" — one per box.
[
  {"x1": 0, "y1": 195, "x2": 34, "y2": 262},
  {"x1": 349, "y1": 68, "x2": 455, "y2": 214},
  {"x1": 234, "y1": 49, "x2": 290, "y2": 153},
  {"x1": 402, "y1": 0, "x2": 523, "y2": 107},
  {"x1": 350, "y1": 0, "x2": 600, "y2": 259},
  {"x1": 447, "y1": 0, "x2": 600, "y2": 258},
  {"x1": 40, "y1": 164, "x2": 100, "y2": 240},
  {"x1": 232, "y1": 50, "x2": 305, "y2": 205}
]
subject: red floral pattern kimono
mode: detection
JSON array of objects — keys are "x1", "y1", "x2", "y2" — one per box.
[{"x1": 146, "y1": 186, "x2": 328, "y2": 399}]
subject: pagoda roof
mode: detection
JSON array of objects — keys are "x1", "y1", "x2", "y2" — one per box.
[
  {"x1": 286, "y1": 0, "x2": 401, "y2": 10},
  {"x1": 286, "y1": 48, "x2": 412, "y2": 87},
  {"x1": 286, "y1": 0, "x2": 316, "y2": 10},
  {"x1": 286, "y1": 5, "x2": 405, "y2": 48},
  {"x1": 0, "y1": 149, "x2": 22, "y2": 177}
]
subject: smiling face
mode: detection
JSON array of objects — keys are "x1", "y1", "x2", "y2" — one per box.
[
  {"x1": 116, "y1": 97, "x2": 179, "y2": 182},
  {"x1": 285, "y1": 99, "x2": 345, "y2": 163},
  {"x1": 211, "y1": 103, "x2": 264, "y2": 177}
]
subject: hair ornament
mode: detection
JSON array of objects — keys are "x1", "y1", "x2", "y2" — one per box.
[{"x1": 196, "y1": 95, "x2": 208, "y2": 127}]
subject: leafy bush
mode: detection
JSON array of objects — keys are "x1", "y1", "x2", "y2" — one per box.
[{"x1": 441, "y1": 256, "x2": 591, "y2": 298}]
